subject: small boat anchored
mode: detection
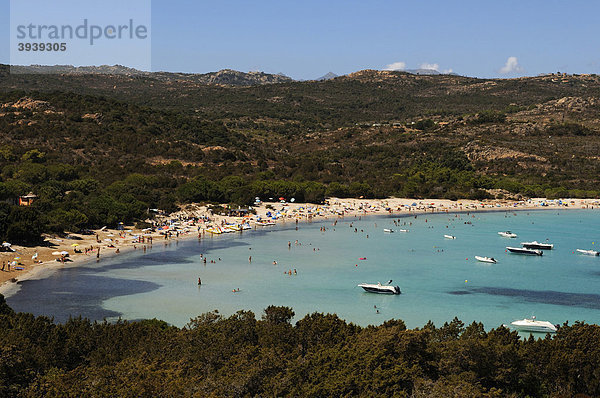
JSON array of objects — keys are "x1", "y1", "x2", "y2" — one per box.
[
  {"x1": 383, "y1": 228, "x2": 394, "y2": 233},
  {"x1": 444, "y1": 234, "x2": 456, "y2": 240},
  {"x1": 510, "y1": 316, "x2": 557, "y2": 333},
  {"x1": 358, "y1": 280, "x2": 401, "y2": 295},
  {"x1": 475, "y1": 256, "x2": 497, "y2": 264},
  {"x1": 256, "y1": 220, "x2": 276, "y2": 226},
  {"x1": 498, "y1": 231, "x2": 518, "y2": 238},
  {"x1": 576, "y1": 249, "x2": 600, "y2": 256},
  {"x1": 506, "y1": 247, "x2": 543, "y2": 256},
  {"x1": 521, "y1": 241, "x2": 554, "y2": 250}
]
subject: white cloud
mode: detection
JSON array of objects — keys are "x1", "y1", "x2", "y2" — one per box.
[
  {"x1": 419, "y1": 63, "x2": 439, "y2": 71},
  {"x1": 384, "y1": 61, "x2": 406, "y2": 71},
  {"x1": 442, "y1": 68, "x2": 453, "y2": 74},
  {"x1": 499, "y1": 56, "x2": 523, "y2": 74}
]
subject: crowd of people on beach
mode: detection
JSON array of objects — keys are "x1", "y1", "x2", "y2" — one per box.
[{"x1": 1, "y1": 198, "x2": 598, "y2": 291}]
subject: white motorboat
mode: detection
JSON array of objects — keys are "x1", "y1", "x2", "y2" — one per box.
[
  {"x1": 510, "y1": 316, "x2": 557, "y2": 333},
  {"x1": 521, "y1": 241, "x2": 554, "y2": 250},
  {"x1": 506, "y1": 247, "x2": 543, "y2": 256},
  {"x1": 475, "y1": 256, "x2": 497, "y2": 264},
  {"x1": 256, "y1": 220, "x2": 276, "y2": 226},
  {"x1": 444, "y1": 234, "x2": 456, "y2": 240},
  {"x1": 358, "y1": 280, "x2": 401, "y2": 295},
  {"x1": 498, "y1": 231, "x2": 517, "y2": 238},
  {"x1": 398, "y1": 229, "x2": 409, "y2": 232},
  {"x1": 576, "y1": 249, "x2": 600, "y2": 256},
  {"x1": 383, "y1": 228, "x2": 394, "y2": 233}
]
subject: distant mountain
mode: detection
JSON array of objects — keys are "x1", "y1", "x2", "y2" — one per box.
[
  {"x1": 10, "y1": 65, "x2": 294, "y2": 86},
  {"x1": 189, "y1": 69, "x2": 294, "y2": 85},
  {"x1": 405, "y1": 68, "x2": 459, "y2": 76},
  {"x1": 11, "y1": 64, "x2": 142, "y2": 75},
  {"x1": 316, "y1": 72, "x2": 339, "y2": 81},
  {"x1": 405, "y1": 68, "x2": 442, "y2": 75}
]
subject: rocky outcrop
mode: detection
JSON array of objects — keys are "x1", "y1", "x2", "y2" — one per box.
[
  {"x1": 196, "y1": 69, "x2": 293, "y2": 86},
  {"x1": 464, "y1": 142, "x2": 547, "y2": 163},
  {"x1": 3, "y1": 97, "x2": 53, "y2": 111}
]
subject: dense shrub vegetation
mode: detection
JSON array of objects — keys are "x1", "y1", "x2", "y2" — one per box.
[{"x1": 0, "y1": 297, "x2": 599, "y2": 397}]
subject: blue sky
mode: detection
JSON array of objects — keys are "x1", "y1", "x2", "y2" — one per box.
[{"x1": 1, "y1": 0, "x2": 599, "y2": 79}]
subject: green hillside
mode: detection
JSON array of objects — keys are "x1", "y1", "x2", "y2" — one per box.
[{"x1": 1, "y1": 66, "x2": 600, "y2": 241}]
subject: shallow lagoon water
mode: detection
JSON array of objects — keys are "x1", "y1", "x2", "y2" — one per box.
[{"x1": 7, "y1": 209, "x2": 600, "y2": 330}]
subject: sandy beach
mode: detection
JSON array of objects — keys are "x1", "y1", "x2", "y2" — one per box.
[{"x1": 1, "y1": 197, "x2": 598, "y2": 295}]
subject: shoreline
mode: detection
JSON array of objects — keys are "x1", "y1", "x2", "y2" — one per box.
[{"x1": 1, "y1": 197, "x2": 598, "y2": 297}]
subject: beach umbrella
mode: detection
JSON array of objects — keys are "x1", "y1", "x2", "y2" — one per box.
[
  {"x1": 32, "y1": 253, "x2": 38, "y2": 260},
  {"x1": 2, "y1": 242, "x2": 11, "y2": 247},
  {"x1": 52, "y1": 251, "x2": 61, "y2": 256},
  {"x1": 71, "y1": 243, "x2": 79, "y2": 247},
  {"x1": 60, "y1": 251, "x2": 69, "y2": 255},
  {"x1": 14, "y1": 257, "x2": 20, "y2": 260},
  {"x1": 100, "y1": 226, "x2": 107, "y2": 231}
]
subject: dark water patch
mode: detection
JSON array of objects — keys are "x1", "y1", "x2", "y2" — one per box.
[
  {"x1": 90, "y1": 251, "x2": 196, "y2": 273},
  {"x1": 473, "y1": 287, "x2": 600, "y2": 310},
  {"x1": 6, "y1": 271, "x2": 159, "y2": 323},
  {"x1": 448, "y1": 290, "x2": 472, "y2": 295},
  {"x1": 198, "y1": 237, "x2": 254, "y2": 253}
]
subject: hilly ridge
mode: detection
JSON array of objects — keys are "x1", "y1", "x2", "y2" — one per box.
[
  {"x1": 1, "y1": 65, "x2": 600, "y2": 239},
  {"x1": 9, "y1": 64, "x2": 294, "y2": 86}
]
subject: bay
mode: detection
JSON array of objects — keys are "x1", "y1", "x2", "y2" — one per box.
[{"x1": 7, "y1": 209, "x2": 600, "y2": 331}]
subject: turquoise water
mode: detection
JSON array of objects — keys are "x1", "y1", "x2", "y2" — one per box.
[{"x1": 7, "y1": 210, "x2": 600, "y2": 330}]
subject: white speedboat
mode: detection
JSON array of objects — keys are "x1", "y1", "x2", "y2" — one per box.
[
  {"x1": 358, "y1": 280, "x2": 401, "y2": 295},
  {"x1": 510, "y1": 317, "x2": 557, "y2": 333},
  {"x1": 498, "y1": 231, "x2": 517, "y2": 238},
  {"x1": 444, "y1": 234, "x2": 456, "y2": 240},
  {"x1": 577, "y1": 249, "x2": 600, "y2": 256},
  {"x1": 506, "y1": 247, "x2": 543, "y2": 256},
  {"x1": 383, "y1": 228, "x2": 394, "y2": 233},
  {"x1": 475, "y1": 256, "x2": 497, "y2": 264},
  {"x1": 398, "y1": 229, "x2": 409, "y2": 232},
  {"x1": 256, "y1": 220, "x2": 276, "y2": 226},
  {"x1": 521, "y1": 241, "x2": 554, "y2": 250}
]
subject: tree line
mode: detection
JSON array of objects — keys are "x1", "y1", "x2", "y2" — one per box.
[{"x1": 0, "y1": 296, "x2": 599, "y2": 397}]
